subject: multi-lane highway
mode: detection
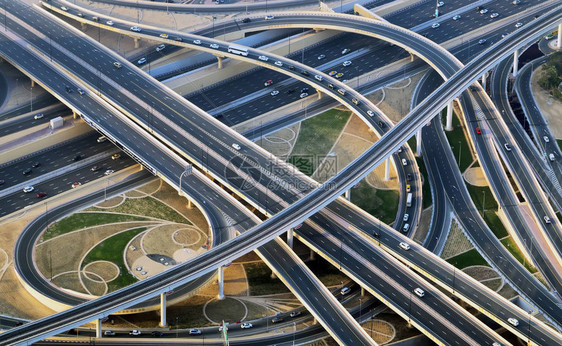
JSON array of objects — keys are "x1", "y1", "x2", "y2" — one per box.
[{"x1": 0, "y1": 0, "x2": 556, "y2": 344}]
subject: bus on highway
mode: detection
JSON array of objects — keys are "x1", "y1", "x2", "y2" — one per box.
[
  {"x1": 228, "y1": 45, "x2": 249, "y2": 56},
  {"x1": 406, "y1": 192, "x2": 412, "y2": 207}
]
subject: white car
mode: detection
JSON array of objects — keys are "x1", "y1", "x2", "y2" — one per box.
[
  {"x1": 135, "y1": 266, "x2": 143, "y2": 271},
  {"x1": 341, "y1": 287, "x2": 351, "y2": 295},
  {"x1": 399, "y1": 242, "x2": 410, "y2": 250},
  {"x1": 515, "y1": 22, "x2": 523, "y2": 28},
  {"x1": 478, "y1": 39, "x2": 487, "y2": 45},
  {"x1": 232, "y1": 143, "x2": 241, "y2": 150},
  {"x1": 342, "y1": 60, "x2": 352, "y2": 67},
  {"x1": 314, "y1": 75, "x2": 323, "y2": 81},
  {"x1": 103, "y1": 330, "x2": 116, "y2": 336},
  {"x1": 189, "y1": 328, "x2": 201, "y2": 335},
  {"x1": 258, "y1": 55, "x2": 268, "y2": 61},
  {"x1": 508, "y1": 318, "x2": 519, "y2": 327},
  {"x1": 504, "y1": 143, "x2": 511, "y2": 151},
  {"x1": 453, "y1": 15, "x2": 461, "y2": 20},
  {"x1": 367, "y1": 110, "x2": 375, "y2": 117},
  {"x1": 480, "y1": 8, "x2": 489, "y2": 14},
  {"x1": 265, "y1": 14, "x2": 275, "y2": 20},
  {"x1": 60, "y1": 6, "x2": 68, "y2": 11},
  {"x1": 34, "y1": 113, "x2": 44, "y2": 120},
  {"x1": 193, "y1": 39, "x2": 201, "y2": 45},
  {"x1": 160, "y1": 33, "x2": 169, "y2": 38},
  {"x1": 490, "y1": 13, "x2": 499, "y2": 18},
  {"x1": 156, "y1": 44, "x2": 166, "y2": 52},
  {"x1": 317, "y1": 54, "x2": 326, "y2": 60},
  {"x1": 210, "y1": 43, "x2": 219, "y2": 49},
  {"x1": 300, "y1": 92, "x2": 309, "y2": 99},
  {"x1": 23, "y1": 186, "x2": 34, "y2": 193},
  {"x1": 137, "y1": 58, "x2": 147, "y2": 65},
  {"x1": 402, "y1": 158, "x2": 408, "y2": 166},
  {"x1": 414, "y1": 287, "x2": 425, "y2": 297},
  {"x1": 431, "y1": 23, "x2": 440, "y2": 29},
  {"x1": 130, "y1": 26, "x2": 142, "y2": 32},
  {"x1": 341, "y1": 48, "x2": 350, "y2": 54},
  {"x1": 544, "y1": 216, "x2": 551, "y2": 224},
  {"x1": 270, "y1": 90, "x2": 279, "y2": 96},
  {"x1": 104, "y1": 169, "x2": 115, "y2": 176},
  {"x1": 403, "y1": 214, "x2": 409, "y2": 222},
  {"x1": 241, "y1": 323, "x2": 253, "y2": 329},
  {"x1": 543, "y1": 136, "x2": 550, "y2": 143},
  {"x1": 274, "y1": 61, "x2": 283, "y2": 67},
  {"x1": 437, "y1": 1, "x2": 444, "y2": 7},
  {"x1": 129, "y1": 330, "x2": 141, "y2": 336},
  {"x1": 218, "y1": 325, "x2": 228, "y2": 332},
  {"x1": 106, "y1": 20, "x2": 114, "y2": 26}
]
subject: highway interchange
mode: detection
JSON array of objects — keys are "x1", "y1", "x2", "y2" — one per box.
[{"x1": 0, "y1": 0, "x2": 561, "y2": 344}]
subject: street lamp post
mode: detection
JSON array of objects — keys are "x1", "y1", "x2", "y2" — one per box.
[
  {"x1": 482, "y1": 190, "x2": 485, "y2": 217},
  {"x1": 176, "y1": 316, "x2": 179, "y2": 338},
  {"x1": 408, "y1": 292, "x2": 412, "y2": 327},
  {"x1": 292, "y1": 322, "x2": 296, "y2": 345},
  {"x1": 212, "y1": 16, "x2": 216, "y2": 37},
  {"x1": 359, "y1": 298, "x2": 363, "y2": 323},
  {"x1": 528, "y1": 310, "x2": 532, "y2": 345}
]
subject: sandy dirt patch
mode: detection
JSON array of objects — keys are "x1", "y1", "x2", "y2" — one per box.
[
  {"x1": 531, "y1": 67, "x2": 562, "y2": 139},
  {"x1": 94, "y1": 195, "x2": 125, "y2": 208},
  {"x1": 463, "y1": 166, "x2": 488, "y2": 187},
  {"x1": 142, "y1": 224, "x2": 193, "y2": 257},
  {"x1": 83, "y1": 261, "x2": 120, "y2": 282},
  {"x1": 52, "y1": 272, "x2": 88, "y2": 295},
  {"x1": 81, "y1": 272, "x2": 108, "y2": 296},
  {"x1": 152, "y1": 183, "x2": 208, "y2": 230},
  {"x1": 462, "y1": 265, "x2": 500, "y2": 281},
  {"x1": 363, "y1": 319, "x2": 395, "y2": 344},
  {"x1": 413, "y1": 207, "x2": 433, "y2": 245},
  {"x1": 135, "y1": 179, "x2": 162, "y2": 195},
  {"x1": 256, "y1": 124, "x2": 300, "y2": 161}
]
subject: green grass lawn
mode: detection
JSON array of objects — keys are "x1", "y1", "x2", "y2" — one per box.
[
  {"x1": 464, "y1": 183, "x2": 508, "y2": 238},
  {"x1": 288, "y1": 109, "x2": 350, "y2": 176},
  {"x1": 43, "y1": 213, "x2": 148, "y2": 241},
  {"x1": 444, "y1": 112, "x2": 474, "y2": 173},
  {"x1": 447, "y1": 249, "x2": 488, "y2": 269},
  {"x1": 557, "y1": 139, "x2": 562, "y2": 152},
  {"x1": 90, "y1": 196, "x2": 189, "y2": 224},
  {"x1": 350, "y1": 180, "x2": 399, "y2": 224},
  {"x1": 82, "y1": 227, "x2": 146, "y2": 292},
  {"x1": 245, "y1": 262, "x2": 290, "y2": 296},
  {"x1": 501, "y1": 236, "x2": 537, "y2": 273}
]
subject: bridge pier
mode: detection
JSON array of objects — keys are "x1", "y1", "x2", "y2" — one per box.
[
  {"x1": 72, "y1": 110, "x2": 78, "y2": 119},
  {"x1": 309, "y1": 249, "x2": 316, "y2": 261},
  {"x1": 215, "y1": 56, "x2": 223, "y2": 69},
  {"x1": 31, "y1": 79, "x2": 35, "y2": 88},
  {"x1": 445, "y1": 102, "x2": 453, "y2": 131},
  {"x1": 344, "y1": 189, "x2": 350, "y2": 201},
  {"x1": 159, "y1": 293, "x2": 167, "y2": 327},
  {"x1": 512, "y1": 49, "x2": 519, "y2": 77},
  {"x1": 410, "y1": 53, "x2": 415, "y2": 62},
  {"x1": 81, "y1": 22, "x2": 87, "y2": 31},
  {"x1": 187, "y1": 199, "x2": 192, "y2": 209},
  {"x1": 361, "y1": 286, "x2": 365, "y2": 297},
  {"x1": 384, "y1": 158, "x2": 390, "y2": 181},
  {"x1": 558, "y1": 23, "x2": 562, "y2": 50},
  {"x1": 287, "y1": 228, "x2": 294, "y2": 249},
  {"x1": 481, "y1": 72, "x2": 487, "y2": 90},
  {"x1": 316, "y1": 90, "x2": 322, "y2": 99},
  {"x1": 95, "y1": 319, "x2": 102, "y2": 338},
  {"x1": 134, "y1": 37, "x2": 140, "y2": 49},
  {"x1": 416, "y1": 130, "x2": 422, "y2": 157},
  {"x1": 217, "y1": 266, "x2": 225, "y2": 300}
]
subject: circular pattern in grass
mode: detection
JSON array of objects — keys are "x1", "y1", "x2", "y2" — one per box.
[
  {"x1": 82, "y1": 261, "x2": 120, "y2": 282},
  {"x1": 203, "y1": 297, "x2": 248, "y2": 324},
  {"x1": 172, "y1": 227, "x2": 202, "y2": 247},
  {"x1": 80, "y1": 270, "x2": 108, "y2": 296},
  {"x1": 364, "y1": 319, "x2": 395, "y2": 344},
  {"x1": 95, "y1": 196, "x2": 126, "y2": 209}
]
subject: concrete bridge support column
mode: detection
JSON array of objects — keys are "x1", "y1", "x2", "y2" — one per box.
[
  {"x1": 445, "y1": 102, "x2": 453, "y2": 131},
  {"x1": 218, "y1": 266, "x2": 225, "y2": 300},
  {"x1": 512, "y1": 49, "x2": 519, "y2": 77},
  {"x1": 557, "y1": 23, "x2": 562, "y2": 50},
  {"x1": 134, "y1": 37, "x2": 140, "y2": 49},
  {"x1": 287, "y1": 228, "x2": 294, "y2": 249},
  {"x1": 481, "y1": 72, "x2": 487, "y2": 90},
  {"x1": 31, "y1": 80, "x2": 35, "y2": 88},
  {"x1": 187, "y1": 199, "x2": 192, "y2": 209},
  {"x1": 159, "y1": 293, "x2": 167, "y2": 327},
  {"x1": 361, "y1": 286, "x2": 365, "y2": 297},
  {"x1": 81, "y1": 22, "x2": 87, "y2": 31},
  {"x1": 216, "y1": 56, "x2": 223, "y2": 69},
  {"x1": 416, "y1": 130, "x2": 422, "y2": 157},
  {"x1": 316, "y1": 90, "x2": 322, "y2": 99},
  {"x1": 410, "y1": 53, "x2": 415, "y2": 62},
  {"x1": 309, "y1": 249, "x2": 316, "y2": 261},
  {"x1": 72, "y1": 110, "x2": 78, "y2": 119},
  {"x1": 95, "y1": 319, "x2": 102, "y2": 338},
  {"x1": 384, "y1": 158, "x2": 390, "y2": 181},
  {"x1": 344, "y1": 189, "x2": 350, "y2": 201}
]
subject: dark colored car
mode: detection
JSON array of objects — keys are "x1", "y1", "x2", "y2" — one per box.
[
  {"x1": 32, "y1": 162, "x2": 40, "y2": 168},
  {"x1": 23, "y1": 168, "x2": 32, "y2": 175},
  {"x1": 73, "y1": 154, "x2": 83, "y2": 161},
  {"x1": 300, "y1": 70, "x2": 310, "y2": 76},
  {"x1": 476, "y1": 127, "x2": 482, "y2": 135},
  {"x1": 0, "y1": 180, "x2": 4, "y2": 185},
  {"x1": 65, "y1": 85, "x2": 73, "y2": 93},
  {"x1": 151, "y1": 331, "x2": 163, "y2": 337},
  {"x1": 242, "y1": 18, "x2": 251, "y2": 23},
  {"x1": 37, "y1": 192, "x2": 47, "y2": 198},
  {"x1": 300, "y1": 87, "x2": 309, "y2": 93},
  {"x1": 271, "y1": 317, "x2": 284, "y2": 323},
  {"x1": 286, "y1": 89, "x2": 295, "y2": 94}
]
